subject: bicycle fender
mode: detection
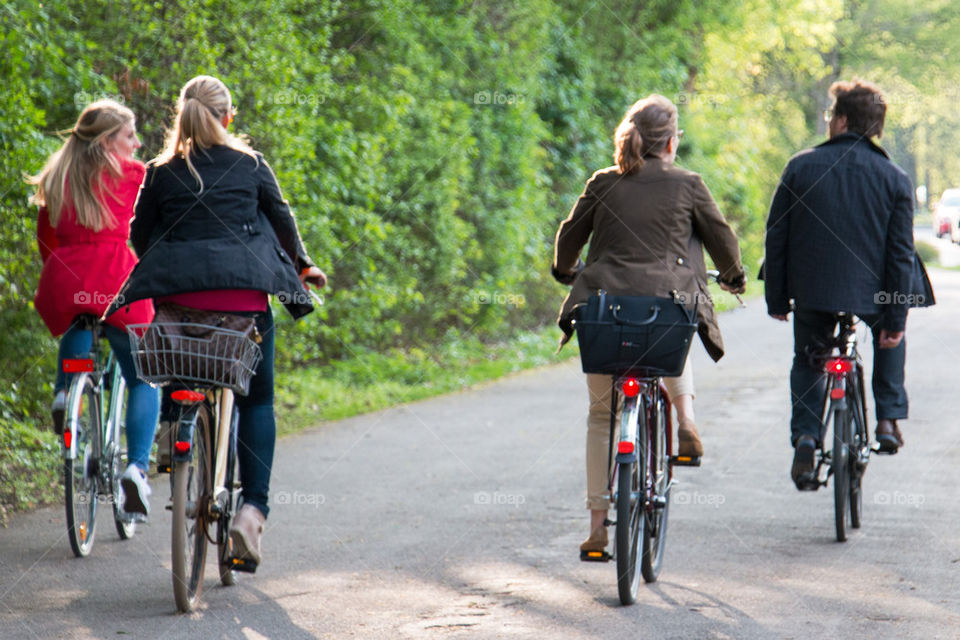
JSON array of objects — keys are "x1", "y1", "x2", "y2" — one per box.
[
  {"x1": 616, "y1": 453, "x2": 638, "y2": 464},
  {"x1": 173, "y1": 406, "x2": 200, "y2": 463}
]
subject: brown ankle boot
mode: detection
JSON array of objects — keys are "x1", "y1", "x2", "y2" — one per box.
[
  {"x1": 230, "y1": 504, "x2": 266, "y2": 565},
  {"x1": 579, "y1": 525, "x2": 608, "y2": 553},
  {"x1": 677, "y1": 420, "x2": 704, "y2": 457}
]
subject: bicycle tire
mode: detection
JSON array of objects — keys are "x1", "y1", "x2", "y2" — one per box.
[
  {"x1": 106, "y1": 369, "x2": 135, "y2": 540},
  {"x1": 833, "y1": 407, "x2": 851, "y2": 542},
  {"x1": 616, "y1": 457, "x2": 642, "y2": 605},
  {"x1": 171, "y1": 402, "x2": 212, "y2": 613},
  {"x1": 219, "y1": 405, "x2": 239, "y2": 586},
  {"x1": 641, "y1": 393, "x2": 669, "y2": 583},
  {"x1": 64, "y1": 374, "x2": 100, "y2": 558},
  {"x1": 849, "y1": 375, "x2": 865, "y2": 529}
]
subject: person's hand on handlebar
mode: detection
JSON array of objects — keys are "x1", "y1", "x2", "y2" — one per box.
[
  {"x1": 299, "y1": 266, "x2": 327, "y2": 289},
  {"x1": 552, "y1": 259, "x2": 584, "y2": 285},
  {"x1": 718, "y1": 275, "x2": 747, "y2": 295}
]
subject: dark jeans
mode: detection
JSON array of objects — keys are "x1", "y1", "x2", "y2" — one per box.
[
  {"x1": 234, "y1": 307, "x2": 276, "y2": 518},
  {"x1": 790, "y1": 309, "x2": 907, "y2": 446}
]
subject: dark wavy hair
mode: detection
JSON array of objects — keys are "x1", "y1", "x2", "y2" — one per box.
[{"x1": 829, "y1": 79, "x2": 886, "y2": 138}]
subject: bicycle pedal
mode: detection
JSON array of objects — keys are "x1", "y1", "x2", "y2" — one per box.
[
  {"x1": 670, "y1": 455, "x2": 701, "y2": 467},
  {"x1": 229, "y1": 556, "x2": 258, "y2": 573},
  {"x1": 580, "y1": 550, "x2": 612, "y2": 562},
  {"x1": 156, "y1": 464, "x2": 172, "y2": 474}
]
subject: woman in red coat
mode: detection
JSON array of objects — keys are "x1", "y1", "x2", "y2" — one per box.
[{"x1": 31, "y1": 99, "x2": 159, "y2": 519}]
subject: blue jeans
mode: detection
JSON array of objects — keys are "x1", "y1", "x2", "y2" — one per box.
[
  {"x1": 790, "y1": 308, "x2": 907, "y2": 446},
  {"x1": 234, "y1": 307, "x2": 276, "y2": 519},
  {"x1": 56, "y1": 322, "x2": 160, "y2": 472}
]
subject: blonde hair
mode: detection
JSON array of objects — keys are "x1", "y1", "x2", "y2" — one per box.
[
  {"x1": 614, "y1": 94, "x2": 678, "y2": 174},
  {"x1": 28, "y1": 99, "x2": 134, "y2": 230},
  {"x1": 155, "y1": 75, "x2": 255, "y2": 191}
]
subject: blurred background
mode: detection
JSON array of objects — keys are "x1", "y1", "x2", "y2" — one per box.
[{"x1": 2, "y1": 1, "x2": 959, "y2": 508}]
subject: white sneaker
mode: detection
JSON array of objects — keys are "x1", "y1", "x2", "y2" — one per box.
[{"x1": 120, "y1": 464, "x2": 151, "y2": 518}]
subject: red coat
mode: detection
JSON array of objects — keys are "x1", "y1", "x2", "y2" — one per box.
[{"x1": 34, "y1": 156, "x2": 154, "y2": 336}]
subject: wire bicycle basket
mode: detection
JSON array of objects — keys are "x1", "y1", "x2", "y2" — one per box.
[{"x1": 127, "y1": 323, "x2": 263, "y2": 395}]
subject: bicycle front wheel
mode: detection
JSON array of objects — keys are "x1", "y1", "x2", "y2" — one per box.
[
  {"x1": 64, "y1": 374, "x2": 101, "y2": 558},
  {"x1": 641, "y1": 394, "x2": 669, "y2": 583},
  {"x1": 615, "y1": 458, "x2": 642, "y2": 605},
  {"x1": 832, "y1": 407, "x2": 852, "y2": 542},
  {"x1": 105, "y1": 369, "x2": 135, "y2": 540},
  {"x1": 171, "y1": 402, "x2": 212, "y2": 613}
]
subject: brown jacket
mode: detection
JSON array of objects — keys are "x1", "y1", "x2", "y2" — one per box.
[{"x1": 553, "y1": 159, "x2": 744, "y2": 362}]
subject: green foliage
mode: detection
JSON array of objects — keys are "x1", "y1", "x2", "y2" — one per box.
[
  {"x1": 3, "y1": 0, "x2": 958, "y2": 433},
  {"x1": 0, "y1": 419, "x2": 61, "y2": 523}
]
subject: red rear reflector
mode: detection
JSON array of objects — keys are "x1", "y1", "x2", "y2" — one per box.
[
  {"x1": 63, "y1": 430, "x2": 72, "y2": 449},
  {"x1": 174, "y1": 441, "x2": 191, "y2": 454},
  {"x1": 171, "y1": 390, "x2": 205, "y2": 404},
  {"x1": 618, "y1": 441, "x2": 634, "y2": 454},
  {"x1": 63, "y1": 359, "x2": 94, "y2": 373},
  {"x1": 825, "y1": 358, "x2": 852, "y2": 374},
  {"x1": 830, "y1": 388, "x2": 845, "y2": 400},
  {"x1": 621, "y1": 378, "x2": 640, "y2": 398}
]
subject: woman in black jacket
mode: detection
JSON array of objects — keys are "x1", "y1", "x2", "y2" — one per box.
[{"x1": 112, "y1": 75, "x2": 326, "y2": 568}]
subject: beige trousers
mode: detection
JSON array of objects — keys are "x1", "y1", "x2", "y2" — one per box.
[{"x1": 584, "y1": 357, "x2": 694, "y2": 510}]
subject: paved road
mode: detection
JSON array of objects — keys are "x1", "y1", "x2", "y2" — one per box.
[{"x1": 2, "y1": 270, "x2": 960, "y2": 639}]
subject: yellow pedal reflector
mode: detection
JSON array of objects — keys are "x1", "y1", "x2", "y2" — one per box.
[
  {"x1": 676, "y1": 456, "x2": 692, "y2": 462},
  {"x1": 587, "y1": 551, "x2": 603, "y2": 558}
]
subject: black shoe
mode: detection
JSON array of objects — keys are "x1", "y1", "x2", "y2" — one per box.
[
  {"x1": 876, "y1": 419, "x2": 903, "y2": 455},
  {"x1": 791, "y1": 435, "x2": 818, "y2": 491},
  {"x1": 51, "y1": 390, "x2": 66, "y2": 435}
]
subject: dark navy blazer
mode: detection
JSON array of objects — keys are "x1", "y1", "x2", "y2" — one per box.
[{"x1": 764, "y1": 132, "x2": 916, "y2": 331}]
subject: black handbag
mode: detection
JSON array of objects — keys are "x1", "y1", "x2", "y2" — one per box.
[{"x1": 573, "y1": 291, "x2": 698, "y2": 377}]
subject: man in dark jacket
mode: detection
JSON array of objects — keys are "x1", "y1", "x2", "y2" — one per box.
[{"x1": 764, "y1": 79, "x2": 917, "y2": 490}]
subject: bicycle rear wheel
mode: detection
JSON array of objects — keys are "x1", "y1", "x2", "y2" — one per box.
[
  {"x1": 641, "y1": 393, "x2": 669, "y2": 582},
  {"x1": 64, "y1": 374, "x2": 100, "y2": 558},
  {"x1": 615, "y1": 457, "x2": 642, "y2": 605},
  {"x1": 171, "y1": 402, "x2": 212, "y2": 612},
  {"x1": 832, "y1": 407, "x2": 852, "y2": 542}
]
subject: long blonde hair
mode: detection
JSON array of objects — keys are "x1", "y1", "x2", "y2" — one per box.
[
  {"x1": 614, "y1": 94, "x2": 678, "y2": 174},
  {"x1": 28, "y1": 99, "x2": 134, "y2": 230},
  {"x1": 155, "y1": 75, "x2": 256, "y2": 191}
]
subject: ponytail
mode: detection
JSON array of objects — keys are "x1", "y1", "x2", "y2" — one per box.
[
  {"x1": 613, "y1": 94, "x2": 678, "y2": 175},
  {"x1": 155, "y1": 75, "x2": 256, "y2": 191}
]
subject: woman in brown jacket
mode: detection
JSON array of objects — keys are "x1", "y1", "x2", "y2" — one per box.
[{"x1": 552, "y1": 94, "x2": 746, "y2": 553}]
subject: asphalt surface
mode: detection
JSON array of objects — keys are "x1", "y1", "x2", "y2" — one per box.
[{"x1": 1, "y1": 268, "x2": 959, "y2": 639}]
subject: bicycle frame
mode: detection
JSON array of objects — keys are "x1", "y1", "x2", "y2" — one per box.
[
  {"x1": 608, "y1": 377, "x2": 673, "y2": 498},
  {"x1": 61, "y1": 338, "x2": 123, "y2": 464},
  {"x1": 169, "y1": 388, "x2": 238, "y2": 515}
]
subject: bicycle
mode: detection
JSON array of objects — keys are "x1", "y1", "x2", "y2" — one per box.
[
  {"x1": 60, "y1": 315, "x2": 137, "y2": 557},
  {"x1": 128, "y1": 317, "x2": 262, "y2": 613},
  {"x1": 808, "y1": 313, "x2": 871, "y2": 542},
  {"x1": 573, "y1": 293, "x2": 704, "y2": 605}
]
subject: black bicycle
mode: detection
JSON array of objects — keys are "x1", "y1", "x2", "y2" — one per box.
[
  {"x1": 573, "y1": 291, "x2": 702, "y2": 604},
  {"x1": 809, "y1": 313, "x2": 871, "y2": 542}
]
